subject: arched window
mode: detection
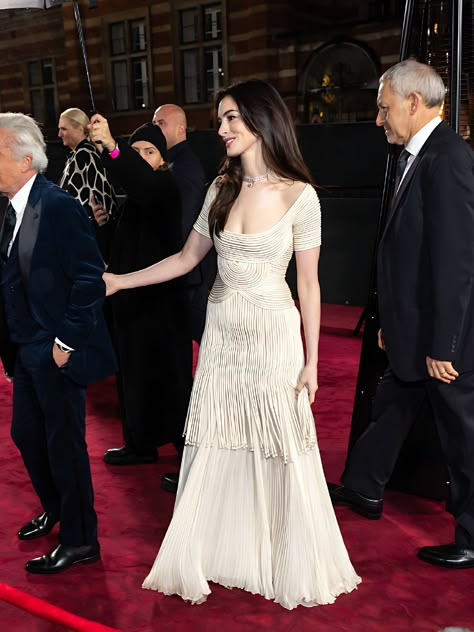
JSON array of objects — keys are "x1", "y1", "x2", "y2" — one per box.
[{"x1": 301, "y1": 41, "x2": 380, "y2": 124}]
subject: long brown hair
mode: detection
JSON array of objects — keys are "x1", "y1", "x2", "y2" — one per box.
[{"x1": 209, "y1": 79, "x2": 314, "y2": 237}]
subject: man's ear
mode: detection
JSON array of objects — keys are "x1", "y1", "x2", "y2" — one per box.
[
  {"x1": 409, "y1": 92, "x2": 422, "y2": 114},
  {"x1": 21, "y1": 154, "x2": 33, "y2": 172}
]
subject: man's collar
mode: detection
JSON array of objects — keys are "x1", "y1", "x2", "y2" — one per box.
[
  {"x1": 168, "y1": 140, "x2": 187, "y2": 161},
  {"x1": 10, "y1": 173, "x2": 38, "y2": 214},
  {"x1": 405, "y1": 116, "x2": 442, "y2": 158}
]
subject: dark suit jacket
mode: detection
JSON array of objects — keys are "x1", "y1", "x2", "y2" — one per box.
[
  {"x1": 168, "y1": 140, "x2": 206, "y2": 239},
  {"x1": 0, "y1": 174, "x2": 116, "y2": 385},
  {"x1": 168, "y1": 140, "x2": 209, "y2": 287},
  {"x1": 377, "y1": 121, "x2": 474, "y2": 382}
]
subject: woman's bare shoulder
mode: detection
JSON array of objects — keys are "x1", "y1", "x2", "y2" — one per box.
[{"x1": 272, "y1": 179, "x2": 309, "y2": 207}]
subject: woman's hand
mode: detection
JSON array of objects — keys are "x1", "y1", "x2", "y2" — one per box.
[
  {"x1": 103, "y1": 272, "x2": 121, "y2": 296},
  {"x1": 89, "y1": 114, "x2": 116, "y2": 152},
  {"x1": 295, "y1": 364, "x2": 318, "y2": 404}
]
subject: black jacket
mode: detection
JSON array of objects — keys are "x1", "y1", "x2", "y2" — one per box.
[
  {"x1": 378, "y1": 122, "x2": 474, "y2": 381},
  {"x1": 168, "y1": 140, "x2": 208, "y2": 286},
  {"x1": 100, "y1": 140, "x2": 185, "y2": 320},
  {"x1": 0, "y1": 174, "x2": 116, "y2": 384}
]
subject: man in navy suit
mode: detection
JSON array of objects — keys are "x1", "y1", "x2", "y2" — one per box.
[
  {"x1": 329, "y1": 60, "x2": 474, "y2": 568},
  {"x1": 0, "y1": 112, "x2": 116, "y2": 574}
]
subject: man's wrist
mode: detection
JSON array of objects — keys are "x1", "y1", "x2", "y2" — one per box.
[
  {"x1": 54, "y1": 337, "x2": 74, "y2": 353},
  {"x1": 55, "y1": 342, "x2": 71, "y2": 354}
]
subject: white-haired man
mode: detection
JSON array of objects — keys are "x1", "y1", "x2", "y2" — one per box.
[
  {"x1": 0, "y1": 112, "x2": 115, "y2": 573},
  {"x1": 329, "y1": 60, "x2": 474, "y2": 569}
]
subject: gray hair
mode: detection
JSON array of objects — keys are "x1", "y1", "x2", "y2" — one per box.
[
  {"x1": 0, "y1": 112, "x2": 48, "y2": 172},
  {"x1": 381, "y1": 59, "x2": 446, "y2": 108}
]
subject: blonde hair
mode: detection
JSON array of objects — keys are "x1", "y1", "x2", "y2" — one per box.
[{"x1": 60, "y1": 108, "x2": 90, "y2": 137}]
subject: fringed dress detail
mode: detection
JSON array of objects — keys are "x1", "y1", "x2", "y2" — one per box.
[{"x1": 142, "y1": 182, "x2": 361, "y2": 609}]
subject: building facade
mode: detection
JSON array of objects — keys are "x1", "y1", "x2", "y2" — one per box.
[{"x1": 0, "y1": 0, "x2": 404, "y2": 139}]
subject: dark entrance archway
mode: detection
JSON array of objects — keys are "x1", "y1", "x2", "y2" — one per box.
[{"x1": 301, "y1": 40, "x2": 380, "y2": 124}]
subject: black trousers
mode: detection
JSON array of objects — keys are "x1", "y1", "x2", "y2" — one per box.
[
  {"x1": 113, "y1": 297, "x2": 193, "y2": 454},
  {"x1": 342, "y1": 367, "x2": 474, "y2": 548},
  {"x1": 11, "y1": 339, "x2": 97, "y2": 546}
]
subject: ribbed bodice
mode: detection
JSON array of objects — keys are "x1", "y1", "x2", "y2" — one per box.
[{"x1": 194, "y1": 182, "x2": 322, "y2": 310}]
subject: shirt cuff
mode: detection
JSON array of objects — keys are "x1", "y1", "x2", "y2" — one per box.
[{"x1": 54, "y1": 337, "x2": 74, "y2": 352}]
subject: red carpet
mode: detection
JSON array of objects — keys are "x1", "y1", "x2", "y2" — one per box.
[{"x1": 0, "y1": 304, "x2": 472, "y2": 631}]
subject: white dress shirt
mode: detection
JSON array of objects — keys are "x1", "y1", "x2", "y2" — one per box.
[
  {"x1": 399, "y1": 116, "x2": 442, "y2": 186},
  {"x1": 8, "y1": 173, "x2": 37, "y2": 256}
]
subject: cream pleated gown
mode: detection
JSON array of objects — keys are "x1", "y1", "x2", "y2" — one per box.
[{"x1": 142, "y1": 181, "x2": 361, "y2": 609}]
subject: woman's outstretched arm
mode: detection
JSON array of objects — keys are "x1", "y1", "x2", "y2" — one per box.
[{"x1": 105, "y1": 229, "x2": 213, "y2": 295}]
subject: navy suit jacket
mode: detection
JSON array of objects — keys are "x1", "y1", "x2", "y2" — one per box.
[
  {"x1": 378, "y1": 122, "x2": 474, "y2": 382},
  {"x1": 0, "y1": 173, "x2": 116, "y2": 385}
]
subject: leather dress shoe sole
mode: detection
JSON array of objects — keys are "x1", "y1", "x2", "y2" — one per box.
[
  {"x1": 418, "y1": 543, "x2": 474, "y2": 569},
  {"x1": 104, "y1": 446, "x2": 158, "y2": 465},
  {"x1": 161, "y1": 472, "x2": 179, "y2": 493},
  {"x1": 327, "y1": 482, "x2": 383, "y2": 520},
  {"x1": 25, "y1": 543, "x2": 100, "y2": 575},
  {"x1": 18, "y1": 512, "x2": 59, "y2": 540}
]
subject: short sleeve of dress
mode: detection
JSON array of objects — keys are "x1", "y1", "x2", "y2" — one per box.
[
  {"x1": 193, "y1": 178, "x2": 219, "y2": 239},
  {"x1": 293, "y1": 185, "x2": 322, "y2": 251}
]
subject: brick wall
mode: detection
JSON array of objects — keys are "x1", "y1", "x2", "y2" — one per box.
[{"x1": 0, "y1": 0, "x2": 401, "y2": 140}]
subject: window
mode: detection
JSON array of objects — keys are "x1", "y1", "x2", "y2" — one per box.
[
  {"x1": 178, "y1": 3, "x2": 225, "y2": 104},
  {"x1": 180, "y1": 9, "x2": 198, "y2": 44},
  {"x1": 108, "y1": 18, "x2": 150, "y2": 111},
  {"x1": 183, "y1": 50, "x2": 201, "y2": 103},
  {"x1": 28, "y1": 59, "x2": 57, "y2": 127},
  {"x1": 205, "y1": 47, "x2": 223, "y2": 97},
  {"x1": 203, "y1": 4, "x2": 222, "y2": 41}
]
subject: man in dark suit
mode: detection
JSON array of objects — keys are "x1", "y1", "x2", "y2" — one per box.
[
  {"x1": 152, "y1": 104, "x2": 210, "y2": 493},
  {"x1": 329, "y1": 60, "x2": 474, "y2": 568},
  {"x1": 0, "y1": 112, "x2": 116, "y2": 574},
  {"x1": 152, "y1": 104, "x2": 209, "y2": 339}
]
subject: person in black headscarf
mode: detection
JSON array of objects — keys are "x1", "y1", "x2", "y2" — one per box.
[{"x1": 90, "y1": 116, "x2": 193, "y2": 466}]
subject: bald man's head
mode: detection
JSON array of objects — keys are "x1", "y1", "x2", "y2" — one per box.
[{"x1": 152, "y1": 104, "x2": 187, "y2": 149}]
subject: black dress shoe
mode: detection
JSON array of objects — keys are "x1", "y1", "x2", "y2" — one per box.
[
  {"x1": 103, "y1": 446, "x2": 158, "y2": 465},
  {"x1": 25, "y1": 543, "x2": 100, "y2": 575},
  {"x1": 18, "y1": 512, "x2": 59, "y2": 540},
  {"x1": 161, "y1": 472, "x2": 179, "y2": 493},
  {"x1": 327, "y1": 482, "x2": 383, "y2": 520},
  {"x1": 418, "y1": 543, "x2": 474, "y2": 569}
]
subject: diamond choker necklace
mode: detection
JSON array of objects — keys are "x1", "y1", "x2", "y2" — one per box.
[{"x1": 243, "y1": 170, "x2": 271, "y2": 188}]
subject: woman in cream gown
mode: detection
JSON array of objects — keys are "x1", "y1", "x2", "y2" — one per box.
[{"x1": 102, "y1": 80, "x2": 361, "y2": 610}]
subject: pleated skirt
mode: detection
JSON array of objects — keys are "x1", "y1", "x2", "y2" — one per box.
[{"x1": 142, "y1": 295, "x2": 361, "y2": 609}]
